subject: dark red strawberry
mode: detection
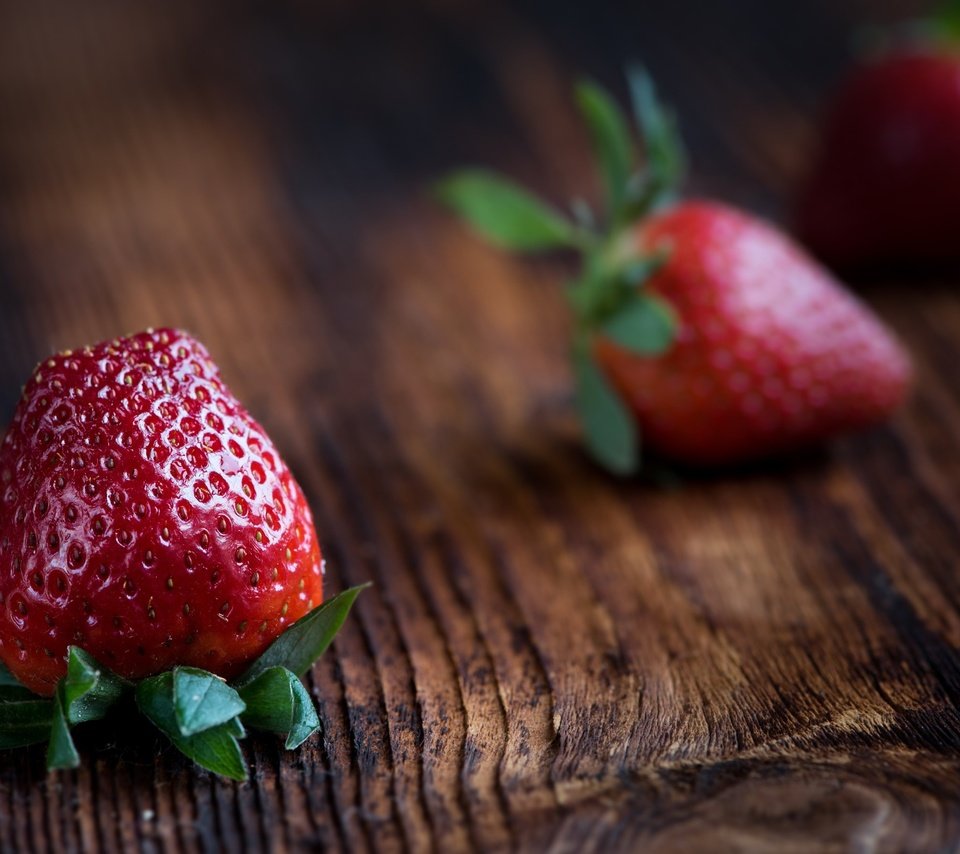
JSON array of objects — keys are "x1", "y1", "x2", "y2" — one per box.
[
  {"x1": 797, "y1": 15, "x2": 960, "y2": 268},
  {"x1": 438, "y1": 69, "x2": 911, "y2": 472},
  {"x1": 0, "y1": 328, "x2": 324, "y2": 695}
]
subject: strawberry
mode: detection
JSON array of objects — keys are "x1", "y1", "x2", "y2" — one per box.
[
  {"x1": 594, "y1": 201, "x2": 910, "y2": 465},
  {"x1": 796, "y1": 7, "x2": 960, "y2": 269},
  {"x1": 0, "y1": 328, "x2": 365, "y2": 779},
  {"x1": 437, "y1": 69, "x2": 911, "y2": 473}
]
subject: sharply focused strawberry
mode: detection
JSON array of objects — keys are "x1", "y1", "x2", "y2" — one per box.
[
  {"x1": 796, "y1": 5, "x2": 960, "y2": 268},
  {"x1": 437, "y1": 69, "x2": 911, "y2": 472},
  {"x1": 0, "y1": 328, "x2": 364, "y2": 779},
  {"x1": 0, "y1": 328, "x2": 323, "y2": 692}
]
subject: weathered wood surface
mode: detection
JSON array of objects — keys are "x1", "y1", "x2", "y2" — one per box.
[{"x1": 1, "y1": 0, "x2": 959, "y2": 850}]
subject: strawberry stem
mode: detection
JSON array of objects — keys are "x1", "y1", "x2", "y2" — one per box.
[{"x1": 437, "y1": 67, "x2": 688, "y2": 475}]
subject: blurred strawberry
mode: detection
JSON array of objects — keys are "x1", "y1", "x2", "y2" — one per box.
[
  {"x1": 437, "y1": 69, "x2": 911, "y2": 473},
  {"x1": 797, "y1": 3, "x2": 960, "y2": 269}
]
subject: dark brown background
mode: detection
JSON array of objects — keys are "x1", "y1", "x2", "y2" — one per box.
[{"x1": 1, "y1": 0, "x2": 958, "y2": 851}]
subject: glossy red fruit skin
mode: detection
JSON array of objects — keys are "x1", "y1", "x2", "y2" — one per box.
[
  {"x1": 595, "y1": 201, "x2": 912, "y2": 466},
  {"x1": 0, "y1": 329, "x2": 323, "y2": 696},
  {"x1": 796, "y1": 50, "x2": 960, "y2": 269}
]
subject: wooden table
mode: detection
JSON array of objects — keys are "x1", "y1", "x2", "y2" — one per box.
[{"x1": 1, "y1": 0, "x2": 958, "y2": 850}]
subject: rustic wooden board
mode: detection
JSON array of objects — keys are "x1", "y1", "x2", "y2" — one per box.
[{"x1": 1, "y1": 0, "x2": 959, "y2": 850}]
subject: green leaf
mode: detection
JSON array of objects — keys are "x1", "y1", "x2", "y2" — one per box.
[
  {"x1": 0, "y1": 684, "x2": 40, "y2": 703},
  {"x1": 0, "y1": 697, "x2": 53, "y2": 725},
  {"x1": 573, "y1": 344, "x2": 639, "y2": 476},
  {"x1": 42, "y1": 648, "x2": 130, "y2": 770},
  {"x1": 0, "y1": 694, "x2": 53, "y2": 749},
  {"x1": 0, "y1": 727, "x2": 51, "y2": 750},
  {"x1": 173, "y1": 668, "x2": 246, "y2": 737},
  {"x1": 575, "y1": 80, "x2": 634, "y2": 219},
  {"x1": 0, "y1": 660, "x2": 24, "y2": 688},
  {"x1": 137, "y1": 673, "x2": 247, "y2": 781},
  {"x1": 62, "y1": 647, "x2": 129, "y2": 725},
  {"x1": 934, "y1": 0, "x2": 960, "y2": 40},
  {"x1": 601, "y1": 295, "x2": 676, "y2": 356},
  {"x1": 239, "y1": 666, "x2": 321, "y2": 749},
  {"x1": 237, "y1": 585, "x2": 369, "y2": 685},
  {"x1": 47, "y1": 686, "x2": 79, "y2": 770},
  {"x1": 622, "y1": 252, "x2": 669, "y2": 287},
  {"x1": 435, "y1": 170, "x2": 579, "y2": 251},
  {"x1": 626, "y1": 66, "x2": 686, "y2": 211},
  {"x1": 286, "y1": 678, "x2": 321, "y2": 749},
  {"x1": 238, "y1": 668, "x2": 294, "y2": 733}
]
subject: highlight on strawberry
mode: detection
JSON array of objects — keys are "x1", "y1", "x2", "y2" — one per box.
[
  {"x1": 0, "y1": 328, "x2": 366, "y2": 780},
  {"x1": 797, "y1": 1, "x2": 960, "y2": 269},
  {"x1": 436, "y1": 69, "x2": 911, "y2": 474}
]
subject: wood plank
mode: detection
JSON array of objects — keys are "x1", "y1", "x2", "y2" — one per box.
[{"x1": 0, "y1": 0, "x2": 958, "y2": 850}]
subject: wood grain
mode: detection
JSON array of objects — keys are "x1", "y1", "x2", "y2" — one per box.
[{"x1": 1, "y1": 0, "x2": 959, "y2": 851}]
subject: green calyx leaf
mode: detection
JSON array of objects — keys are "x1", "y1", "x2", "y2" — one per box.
[
  {"x1": 0, "y1": 662, "x2": 54, "y2": 749},
  {"x1": 0, "y1": 684, "x2": 40, "y2": 703},
  {"x1": 622, "y1": 251, "x2": 669, "y2": 287},
  {"x1": 137, "y1": 672, "x2": 248, "y2": 782},
  {"x1": 0, "y1": 660, "x2": 23, "y2": 688},
  {"x1": 567, "y1": 245, "x2": 671, "y2": 325},
  {"x1": 934, "y1": 0, "x2": 960, "y2": 41},
  {"x1": 237, "y1": 585, "x2": 369, "y2": 685},
  {"x1": 625, "y1": 66, "x2": 686, "y2": 215},
  {"x1": 0, "y1": 691, "x2": 54, "y2": 749},
  {"x1": 573, "y1": 342, "x2": 639, "y2": 476},
  {"x1": 46, "y1": 687, "x2": 79, "y2": 770},
  {"x1": 576, "y1": 80, "x2": 635, "y2": 221},
  {"x1": 173, "y1": 668, "x2": 246, "y2": 737},
  {"x1": 46, "y1": 648, "x2": 132, "y2": 770},
  {"x1": 238, "y1": 667, "x2": 320, "y2": 749},
  {"x1": 601, "y1": 295, "x2": 676, "y2": 356},
  {"x1": 574, "y1": 71, "x2": 686, "y2": 227},
  {"x1": 285, "y1": 679, "x2": 321, "y2": 749},
  {"x1": 62, "y1": 647, "x2": 130, "y2": 725},
  {"x1": 434, "y1": 170, "x2": 581, "y2": 252}
]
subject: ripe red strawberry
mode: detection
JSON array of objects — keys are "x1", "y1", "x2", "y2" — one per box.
[
  {"x1": 594, "y1": 201, "x2": 910, "y2": 465},
  {"x1": 796, "y1": 21, "x2": 960, "y2": 268},
  {"x1": 0, "y1": 328, "x2": 324, "y2": 695},
  {"x1": 438, "y1": 69, "x2": 911, "y2": 472}
]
